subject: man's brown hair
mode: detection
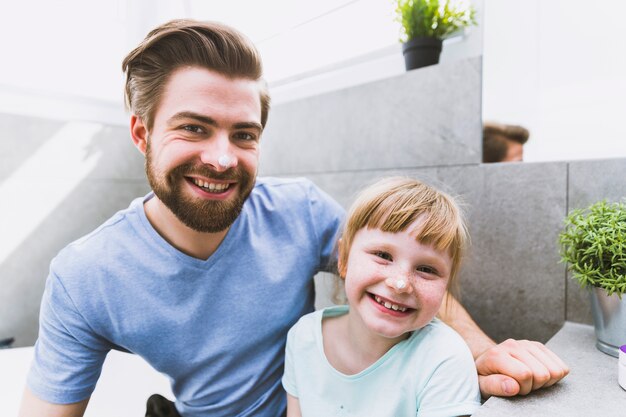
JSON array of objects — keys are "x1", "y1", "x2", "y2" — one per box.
[
  {"x1": 122, "y1": 19, "x2": 270, "y2": 131},
  {"x1": 482, "y1": 122, "x2": 529, "y2": 163}
]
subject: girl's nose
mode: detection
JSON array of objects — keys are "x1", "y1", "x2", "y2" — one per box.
[{"x1": 385, "y1": 277, "x2": 414, "y2": 294}]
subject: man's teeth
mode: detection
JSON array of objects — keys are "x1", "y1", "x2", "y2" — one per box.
[
  {"x1": 374, "y1": 295, "x2": 407, "y2": 312},
  {"x1": 192, "y1": 178, "x2": 230, "y2": 192}
]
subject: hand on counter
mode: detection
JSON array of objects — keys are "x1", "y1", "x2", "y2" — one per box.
[{"x1": 475, "y1": 338, "x2": 570, "y2": 398}]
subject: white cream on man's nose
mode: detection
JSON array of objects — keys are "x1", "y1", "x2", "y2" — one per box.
[
  {"x1": 218, "y1": 154, "x2": 235, "y2": 168},
  {"x1": 200, "y1": 134, "x2": 237, "y2": 170}
]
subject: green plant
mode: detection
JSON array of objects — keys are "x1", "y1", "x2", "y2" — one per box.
[
  {"x1": 559, "y1": 200, "x2": 626, "y2": 296},
  {"x1": 394, "y1": 0, "x2": 477, "y2": 42}
]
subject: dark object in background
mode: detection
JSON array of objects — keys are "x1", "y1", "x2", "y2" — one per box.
[
  {"x1": 402, "y1": 36, "x2": 443, "y2": 70},
  {"x1": 483, "y1": 122, "x2": 530, "y2": 163},
  {"x1": 0, "y1": 337, "x2": 15, "y2": 349},
  {"x1": 145, "y1": 394, "x2": 181, "y2": 417}
]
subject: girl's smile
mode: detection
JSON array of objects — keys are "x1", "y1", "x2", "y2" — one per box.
[{"x1": 368, "y1": 292, "x2": 413, "y2": 315}]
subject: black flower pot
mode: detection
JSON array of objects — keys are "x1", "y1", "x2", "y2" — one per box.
[{"x1": 402, "y1": 37, "x2": 443, "y2": 70}]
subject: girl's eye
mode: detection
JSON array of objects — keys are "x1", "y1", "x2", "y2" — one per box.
[
  {"x1": 182, "y1": 125, "x2": 204, "y2": 134},
  {"x1": 417, "y1": 265, "x2": 437, "y2": 275},
  {"x1": 374, "y1": 251, "x2": 392, "y2": 261}
]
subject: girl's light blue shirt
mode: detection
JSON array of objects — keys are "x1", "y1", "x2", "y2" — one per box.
[{"x1": 283, "y1": 305, "x2": 481, "y2": 417}]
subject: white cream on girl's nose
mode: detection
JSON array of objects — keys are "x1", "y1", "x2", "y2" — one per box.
[{"x1": 385, "y1": 277, "x2": 412, "y2": 293}]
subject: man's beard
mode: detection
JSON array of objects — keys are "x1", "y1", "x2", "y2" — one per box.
[{"x1": 145, "y1": 144, "x2": 255, "y2": 233}]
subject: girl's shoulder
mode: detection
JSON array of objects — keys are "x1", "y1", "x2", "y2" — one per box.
[{"x1": 288, "y1": 305, "x2": 349, "y2": 345}]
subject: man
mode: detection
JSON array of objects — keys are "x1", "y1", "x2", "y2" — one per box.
[
  {"x1": 19, "y1": 19, "x2": 568, "y2": 417},
  {"x1": 483, "y1": 122, "x2": 530, "y2": 162}
]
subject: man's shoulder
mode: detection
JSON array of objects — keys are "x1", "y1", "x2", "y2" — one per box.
[
  {"x1": 250, "y1": 176, "x2": 333, "y2": 211},
  {"x1": 52, "y1": 196, "x2": 145, "y2": 273},
  {"x1": 253, "y1": 176, "x2": 316, "y2": 197},
  {"x1": 251, "y1": 177, "x2": 343, "y2": 208}
]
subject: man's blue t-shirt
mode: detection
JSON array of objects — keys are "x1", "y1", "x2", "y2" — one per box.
[{"x1": 27, "y1": 177, "x2": 344, "y2": 417}]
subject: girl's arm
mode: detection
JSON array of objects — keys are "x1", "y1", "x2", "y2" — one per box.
[
  {"x1": 286, "y1": 394, "x2": 302, "y2": 417},
  {"x1": 439, "y1": 294, "x2": 569, "y2": 398}
]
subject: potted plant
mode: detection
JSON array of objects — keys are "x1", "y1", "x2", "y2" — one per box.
[
  {"x1": 394, "y1": 0, "x2": 477, "y2": 70},
  {"x1": 559, "y1": 200, "x2": 626, "y2": 357}
]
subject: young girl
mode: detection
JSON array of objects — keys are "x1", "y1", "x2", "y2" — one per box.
[{"x1": 282, "y1": 177, "x2": 481, "y2": 417}]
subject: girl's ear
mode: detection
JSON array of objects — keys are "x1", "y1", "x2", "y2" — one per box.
[{"x1": 337, "y1": 239, "x2": 346, "y2": 278}]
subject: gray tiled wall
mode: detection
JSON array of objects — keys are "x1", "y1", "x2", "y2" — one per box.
[
  {"x1": 0, "y1": 116, "x2": 149, "y2": 347},
  {"x1": 442, "y1": 162, "x2": 568, "y2": 342},
  {"x1": 0, "y1": 114, "x2": 66, "y2": 178},
  {"x1": 260, "y1": 57, "x2": 482, "y2": 176}
]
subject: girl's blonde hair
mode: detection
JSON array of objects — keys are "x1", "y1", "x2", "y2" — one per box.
[{"x1": 336, "y1": 177, "x2": 469, "y2": 298}]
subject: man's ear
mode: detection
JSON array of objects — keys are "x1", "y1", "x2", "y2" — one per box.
[{"x1": 130, "y1": 115, "x2": 148, "y2": 155}]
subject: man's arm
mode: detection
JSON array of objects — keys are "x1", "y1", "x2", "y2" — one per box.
[
  {"x1": 18, "y1": 387, "x2": 89, "y2": 417},
  {"x1": 439, "y1": 294, "x2": 569, "y2": 398}
]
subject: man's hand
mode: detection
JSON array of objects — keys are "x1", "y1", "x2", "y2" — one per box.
[
  {"x1": 475, "y1": 338, "x2": 569, "y2": 398},
  {"x1": 437, "y1": 294, "x2": 569, "y2": 398}
]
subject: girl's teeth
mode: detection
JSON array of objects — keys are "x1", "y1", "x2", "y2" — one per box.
[{"x1": 374, "y1": 295, "x2": 407, "y2": 312}]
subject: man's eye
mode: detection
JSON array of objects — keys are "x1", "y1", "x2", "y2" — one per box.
[
  {"x1": 374, "y1": 251, "x2": 392, "y2": 261},
  {"x1": 233, "y1": 132, "x2": 256, "y2": 141},
  {"x1": 182, "y1": 125, "x2": 204, "y2": 134}
]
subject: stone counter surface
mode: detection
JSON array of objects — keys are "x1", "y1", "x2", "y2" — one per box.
[{"x1": 473, "y1": 322, "x2": 626, "y2": 416}]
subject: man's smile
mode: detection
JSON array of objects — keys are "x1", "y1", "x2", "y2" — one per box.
[{"x1": 190, "y1": 177, "x2": 233, "y2": 193}]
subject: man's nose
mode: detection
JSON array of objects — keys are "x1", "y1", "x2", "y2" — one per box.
[{"x1": 199, "y1": 133, "x2": 238, "y2": 172}]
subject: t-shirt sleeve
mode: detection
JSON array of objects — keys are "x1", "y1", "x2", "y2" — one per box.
[
  {"x1": 281, "y1": 324, "x2": 299, "y2": 398},
  {"x1": 416, "y1": 333, "x2": 481, "y2": 417},
  {"x1": 27, "y1": 269, "x2": 110, "y2": 404},
  {"x1": 305, "y1": 180, "x2": 345, "y2": 273}
]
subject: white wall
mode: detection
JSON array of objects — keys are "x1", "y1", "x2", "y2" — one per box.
[{"x1": 482, "y1": 0, "x2": 626, "y2": 161}]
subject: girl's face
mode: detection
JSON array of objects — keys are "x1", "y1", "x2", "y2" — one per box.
[{"x1": 341, "y1": 220, "x2": 452, "y2": 343}]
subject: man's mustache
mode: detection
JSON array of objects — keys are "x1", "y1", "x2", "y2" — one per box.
[{"x1": 171, "y1": 163, "x2": 242, "y2": 181}]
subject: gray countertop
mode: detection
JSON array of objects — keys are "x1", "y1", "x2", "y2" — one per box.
[{"x1": 473, "y1": 321, "x2": 626, "y2": 416}]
